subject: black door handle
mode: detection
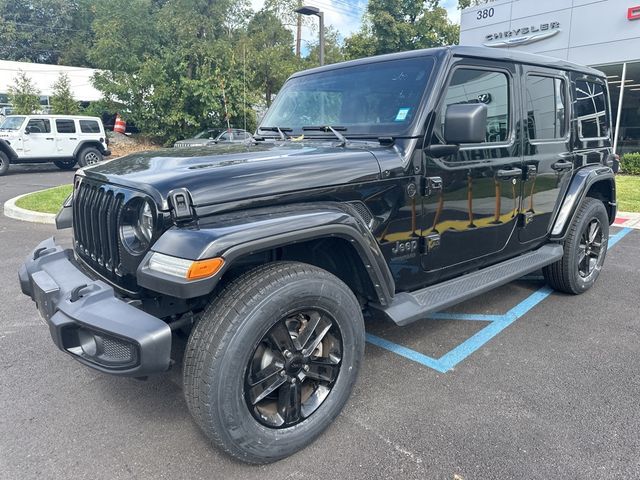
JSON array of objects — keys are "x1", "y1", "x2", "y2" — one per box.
[
  {"x1": 46, "y1": 137, "x2": 54, "y2": 140},
  {"x1": 496, "y1": 168, "x2": 523, "y2": 179},
  {"x1": 552, "y1": 160, "x2": 573, "y2": 171}
]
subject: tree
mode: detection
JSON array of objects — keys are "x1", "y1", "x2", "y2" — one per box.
[
  {"x1": 0, "y1": 0, "x2": 96, "y2": 65},
  {"x1": 344, "y1": 0, "x2": 459, "y2": 59},
  {"x1": 50, "y1": 73, "x2": 80, "y2": 114},
  {"x1": 8, "y1": 71, "x2": 41, "y2": 114},
  {"x1": 246, "y1": 9, "x2": 300, "y2": 108},
  {"x1": 305, "y1": 26, "x2": 345, "y2": 66}
]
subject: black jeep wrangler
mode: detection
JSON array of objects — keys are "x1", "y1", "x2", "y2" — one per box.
[{"x1": 19, "y1": 46, "x2": 617, "y2": 464}]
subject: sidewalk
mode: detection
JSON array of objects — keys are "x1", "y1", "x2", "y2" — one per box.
[{"x1": 614, "y1": 211, "x2": 640, "y2": 229}]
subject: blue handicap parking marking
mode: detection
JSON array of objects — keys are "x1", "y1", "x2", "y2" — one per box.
[{"x1": 367, "y1": 228, "x2": 633, "y2": 372}]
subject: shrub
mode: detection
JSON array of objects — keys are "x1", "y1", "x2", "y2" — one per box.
[{"x1": 621, "y1": 153, "x2": 640, "y2": 175}]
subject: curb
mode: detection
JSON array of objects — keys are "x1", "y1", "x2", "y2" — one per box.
[{"x1": 3, "y1": 191, "x2": 57, "y2": 225}]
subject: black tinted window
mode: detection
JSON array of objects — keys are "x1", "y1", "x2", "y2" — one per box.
[
  {"x1": 439, "y1": 68, "x2": 510, "y2": 143},
  {"x1": 79, "y1": 120, "x2": 100, "y2": 133},
  {"x1": 26, "y1": 118, "x2": 51, "y2": 133},
  {"x1": 56, "y1": 119, "x2": 76, "y2": 133},
  {"x1": 575, "y1": 81, "x2": 609, "y2": 139},
  {"x1": 525, "y1": 75, "x2": 566, "y2": 140}
]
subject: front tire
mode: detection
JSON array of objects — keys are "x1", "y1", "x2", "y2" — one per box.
[
  {"x1": 183, "y1": 262, "x2": 365, "y2": 464},
  {"x1": 0, "y1": 151, "x2": 9, "y2": 176},
  {"x1": 76, "y1": 147, "x2": 103, "y2": 167},
  {"x1": 544, "y1": 197, "x2": 609, "y2": 294}
]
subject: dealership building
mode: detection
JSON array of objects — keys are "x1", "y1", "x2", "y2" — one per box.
[{"x1": 460, "y1": 0, "x2": 640, "y2": 154}]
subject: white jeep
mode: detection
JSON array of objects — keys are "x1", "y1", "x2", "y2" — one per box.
[{"x1": 0, "y1": 115, "x2": 111, "y2": 176}]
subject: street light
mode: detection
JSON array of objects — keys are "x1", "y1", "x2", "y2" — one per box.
[{"x1": 295, "y1": 5, "x2": 325, "y2": 66}]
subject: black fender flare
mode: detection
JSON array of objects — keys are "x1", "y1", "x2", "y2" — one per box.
[
  {"x1": 73, "y1": 140, "x2": 109, "y2": 157},
  {"x1": 550, "y1": 165, "x2": 616, "y2": 240},
  {"x1": 0, "y1": 138, "x2": 18, "y2": 161},
  {"x1": 137, "y1": 203, "x2": 395, "y2": 304}
]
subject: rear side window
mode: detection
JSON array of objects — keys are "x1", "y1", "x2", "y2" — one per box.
[
  {"x1": 55, "y1": 119, "x2": 76, "y2": 134},
  {"x1": 525, "y1": 75, "x2": 566, "y2": 140},
  {"x1": 79, "y1": 120, "x2": 100, "y2": 134},
  {"x1": 575, "y1": 81, "x2": 609, "y2": 139},
  {"x1": 26, "y1": 118, "x2": 51, "y2": 134},
  {"x1": 439, "y1": 68, "x2": 510, "y2": 144}
]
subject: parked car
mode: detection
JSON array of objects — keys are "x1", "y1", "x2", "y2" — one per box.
[
  {"x1": 173, "y1": 128, "x2": 252, "y2": 147},
  {"x1": 20, "y1": 46, "x2": 617, "y2": 464},
  {"x1": 0, "y1": 114, "x2": 110, "y2": 175}
]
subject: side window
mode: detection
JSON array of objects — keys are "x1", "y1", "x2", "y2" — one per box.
[
  {"x1": 79, "y1": 120, "x2": 100, "y2": 133},
  {"x1": 26, "y1": 118, "x2": 51, "y2": 134},
  {"x1": 56, "y1": 119, "x2": 76, "y2": 134},
  {"x1": 574, "y1": 80, "x2": 609, "y2": 139},
  {"x1": 438, "y1": 68, "x2": 510, "y2": 144},
  {"x1": 218, "y1": 132, "x2": 231, "y2": 141},
  {"x1": 525, "y1": 75, "x2": 566, "y2": 140}
]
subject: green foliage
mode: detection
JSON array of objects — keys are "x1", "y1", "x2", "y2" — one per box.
[
  {"x1": 50, "y1": 73, "x2": 80, "y2": 114},
  {"x1": 305, "y1": 26, "x2": 345, "y2": 66},
  {"x1": 621, "y1": 153, "x2": 640, "y2": 175},
  {"x1": 8, "y1": 71, "x2": 41, "y2": 114},
  {"x1": 344, "y1": 0, "x2": 460, "y2": 60},
  {"x1": 616, "y1": 175, "x2": 640, "y2": 212}
]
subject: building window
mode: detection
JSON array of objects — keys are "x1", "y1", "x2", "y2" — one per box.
[
  {"x1": 575, "y1": 80, "x2": 609, "y2": 139},
  {"x1": 56, "y1": 119, "x2": 76, "y2": 134},
  {"x1": 525, "y1": 75, "x2": 566, "y2": 140},
  {"x1": 79, "y1": 120, "x2": 100, "y2": 133},
  {"x1": 26, "y1": 118, "x2": 51, "y2": 134},
  {"x1": 439, "y1": 68, "x2": 510, "y2": 143}
]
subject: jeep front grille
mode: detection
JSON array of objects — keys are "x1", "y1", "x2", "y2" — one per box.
[{"x1": 73, "y1": 179, "x2": 124, "y2": 275}]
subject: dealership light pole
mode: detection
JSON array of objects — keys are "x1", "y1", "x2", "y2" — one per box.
[{"x1": 295, "y1": 5, "x2": 324, "y2": 66}]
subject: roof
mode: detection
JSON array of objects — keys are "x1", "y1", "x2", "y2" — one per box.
[
  {"x1": 291, "y1": 45, "x2": 604, "y2": 79},
  {"x1": 5, "y1": 114, "x2": 102, "y2": 121}
]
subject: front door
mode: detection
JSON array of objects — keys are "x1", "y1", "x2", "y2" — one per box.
[
  {"x1": 421, "y1": 60, "x2": 523, "y2": 281},
  {"x1": 21, "y1": 118, "x2": 54, "y2": 158},
  {"x1": 519, "y1": 66, "x2": 573, "y2": 244}
]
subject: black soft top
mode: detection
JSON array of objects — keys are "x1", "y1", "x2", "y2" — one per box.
[{"x1": 292, "y1": 45, "x2": 604, "y2": 79}]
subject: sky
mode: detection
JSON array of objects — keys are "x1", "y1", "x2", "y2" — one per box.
[{"x1": 249, "y1": 0, "x2": 461, "y2": 49}]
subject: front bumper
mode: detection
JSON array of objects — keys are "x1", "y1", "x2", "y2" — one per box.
[{"x1": 19, "y1": 237, "x2": 172, "y2": 376}]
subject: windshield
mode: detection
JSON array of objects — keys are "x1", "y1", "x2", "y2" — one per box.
[
  {"x1": 194, "y1": 129, "x2": 222, "y2": 139},
  {"x1": 260, "y1": 56, "x2": 435, "y2": 137},
  {"x1": 0, "y1": 116, "x2": 26, "y2": 131}
]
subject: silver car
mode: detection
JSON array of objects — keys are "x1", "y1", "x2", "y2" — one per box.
[{"x1": 174, "y1": 128, "x2": 252, "y2": 148}]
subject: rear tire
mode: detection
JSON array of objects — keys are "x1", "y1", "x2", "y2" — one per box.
[
  {"x1": 76, "y1": 147, "x2": 103, "y2": 167},
  {"x1": 0, "y1": 151, "x2": 9, "y2": 176},
  {"x1": 543, "y1": 197, "x2": 609, "y2": 294},
  {"x1": 183, "y1": 261, "x2": 365, "y2": 464},
  {"x1": 53, "y1": 159, "x2": 76, "y2": 170}
]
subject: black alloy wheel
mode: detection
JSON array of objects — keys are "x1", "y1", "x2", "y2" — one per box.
[
  {"x1": 578, "y1": 218, "x2": 604, "y2": 279},
  {"x1": 245, "y1": 309, "x2": 343, "y2": 428}
]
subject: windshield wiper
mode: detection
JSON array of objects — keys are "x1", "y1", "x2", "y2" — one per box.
[
  {"x1": 259, "y1": 126, "x2": 292, "y2": 141},
  {"x1": 302, "y1": 126, "x2": 349, "y2": 147}
]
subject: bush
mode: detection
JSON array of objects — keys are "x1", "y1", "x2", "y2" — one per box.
[{"x1": 621, "y1": 153, "x2": 640, "y2": 175}]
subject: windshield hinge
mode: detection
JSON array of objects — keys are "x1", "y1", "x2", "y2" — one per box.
[{"x1": 378, "y1": 137, "x2": 395, "y2": 146}]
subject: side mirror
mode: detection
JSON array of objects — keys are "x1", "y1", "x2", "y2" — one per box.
[
  {"x1": 444, "y1": 103, "x2": 488, "y2": 145},
  {"x1": 24, "y1": 126, "x2": 32, "y2": 134}
]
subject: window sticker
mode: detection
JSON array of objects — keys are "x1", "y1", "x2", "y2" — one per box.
[{"x1": 395, "y1": 107, "x2": 411, "y2": 122}]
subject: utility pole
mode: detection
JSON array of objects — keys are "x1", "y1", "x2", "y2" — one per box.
[{"x1": 295, "y1": 0, "x2": 302, "y2": 57}]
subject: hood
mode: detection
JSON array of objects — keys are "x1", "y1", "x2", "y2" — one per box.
[{"x1": 83, "y1": 142, "x2": 381, "y2": 210}]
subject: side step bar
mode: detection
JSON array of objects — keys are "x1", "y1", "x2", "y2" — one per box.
[{"x1": 373, "y1": 244, "x2": 563, "y2": 326}]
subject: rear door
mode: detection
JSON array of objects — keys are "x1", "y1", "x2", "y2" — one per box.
[
  {"x1": 422, "y1": 58, "x2": 523, "y2": 279},
  {"x1": 518, "y1": 66, "x2": 572, "y2": 244},
  {"x1": 54, "y1": 118, "x2": 80, "y2": 157}
]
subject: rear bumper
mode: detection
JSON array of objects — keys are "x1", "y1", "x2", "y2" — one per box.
[{"x1": 19, "y1": 237, "x2": 172, "y2": 376}]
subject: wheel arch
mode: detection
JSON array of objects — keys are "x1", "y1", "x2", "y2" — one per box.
[
  {"x1": 73, "y1": 140, "x2": 108, "y2": 157},
  {"x1": 138, "y1": 204, "x2": 395, "y2": 306},
  {"x1": 0, "y1": 139, "x2": 17, "y2": 161},
  {"x1": 550, "y1": 165, "x2": 616, "y2": 240}
]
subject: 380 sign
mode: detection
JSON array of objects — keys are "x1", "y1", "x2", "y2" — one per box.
[{"x1": 477, "y1": 7, "x2": 495, "y2": 20}]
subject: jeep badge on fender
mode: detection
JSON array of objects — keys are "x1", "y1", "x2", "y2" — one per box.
[{"x1": 19, "y1": 46, "x2": 616, "y2": 464}]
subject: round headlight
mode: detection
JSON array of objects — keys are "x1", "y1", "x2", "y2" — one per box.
[{"x1": 120, "y1": 198, "x2": 154, "y2": 255}]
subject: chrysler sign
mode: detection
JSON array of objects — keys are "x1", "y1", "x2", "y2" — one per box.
[{"x1": 484, "y1": 22, "x2": 561, "y2": 48}]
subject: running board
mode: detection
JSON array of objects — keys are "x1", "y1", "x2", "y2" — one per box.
[{"x1": 374, "y1": 244, "x2": 564, "y2": 326}]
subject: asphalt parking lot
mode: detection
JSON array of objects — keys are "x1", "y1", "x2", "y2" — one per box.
[{"x1": 1, "y1": 164, "x2": 639, "y2": 480}]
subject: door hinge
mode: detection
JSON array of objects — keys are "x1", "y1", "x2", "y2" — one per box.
[
  {"x1": 422, "y1": 176, "x2": 443, "y2": 197},
  {"x1": 420, "y1": 232, "x2": 441, "y2": 254},
  {"x1": 525, "y1": 164, "x2": 537, "y2": 180},
  {"x1": 518, "y1": 211, "x2": 534, "y2": 227}
]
